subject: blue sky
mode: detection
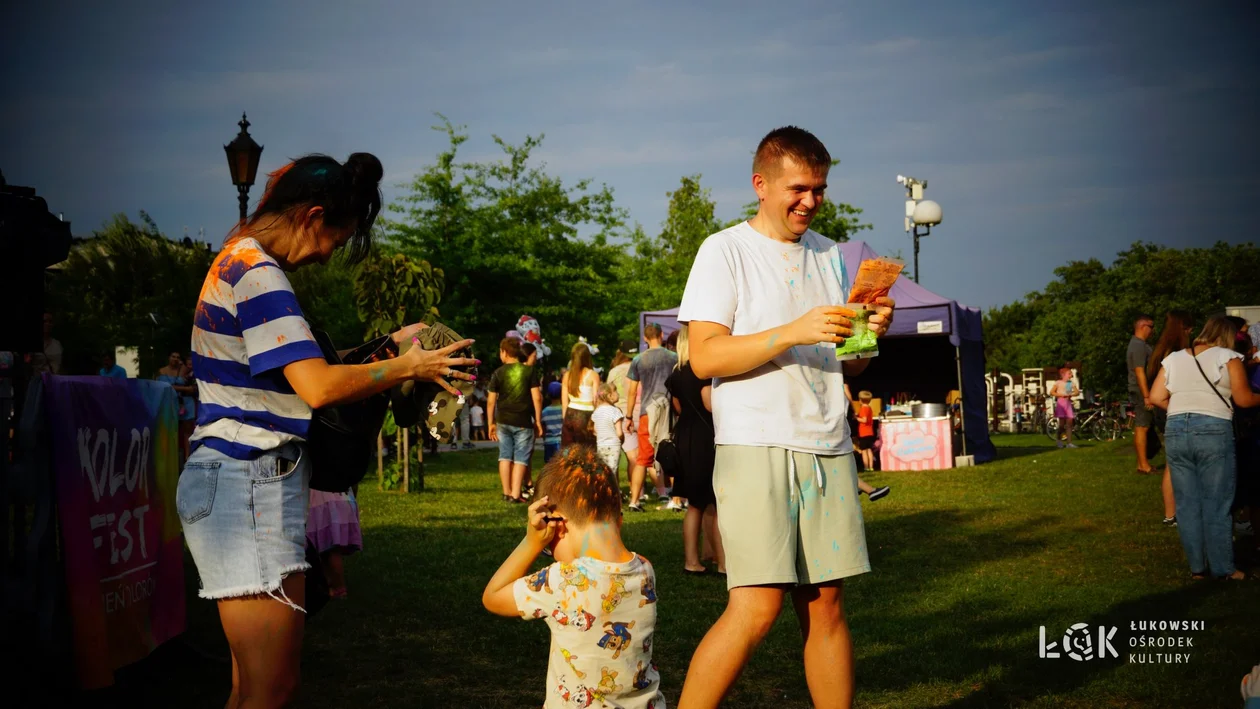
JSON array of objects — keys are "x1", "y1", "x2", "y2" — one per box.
[{"x1": 3, "y1": 1, "x2": 1255, "y2": 311}]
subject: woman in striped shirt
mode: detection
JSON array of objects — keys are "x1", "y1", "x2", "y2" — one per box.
[{"x1": 177, "y1": 153, "x2": 476, "y2": 707}]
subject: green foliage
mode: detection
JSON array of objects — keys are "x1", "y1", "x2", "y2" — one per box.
[
  {"x1": 47, "y1": 213, "x2": 214, "y2": 375},
  {"x1": 984, "y1": 241, "x2": 1260, "y2": 395},
  {"x1": 288, "y1": 255, "x2": 363, "y2": 347},
  {"x1": 627, "y1": 175, "x2": 724, "y2": 312},
  {"x1": 353, "y1": 250, "x2": 445, "y2": 340},
  {"x1": 383, "y1": 115, "x2": 629, "y2": 364}
]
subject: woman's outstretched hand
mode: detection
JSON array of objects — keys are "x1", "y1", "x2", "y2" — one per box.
[{"x1": 403, "y1": 337, "x2": 479, "y2": 396}]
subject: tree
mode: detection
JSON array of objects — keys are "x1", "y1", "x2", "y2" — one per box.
[
  {"x1": 384, "y1": 116, "x2": 630, "y2": 366},
  {"x1": 353, "y1": 251, "x2": 445, "y2": 340},
  {"x1": 47, "y1": 213, "x2": 213, "y2": 375},
  {"x1": 627, "y1": 175, "x2": 723, "y2": 312},
  {"x1": 288, "y1": 256, "x2": 363, "y2": 347},
  {"x1": 983, "y1": 241, "x2": 1260, "y2": 395}
]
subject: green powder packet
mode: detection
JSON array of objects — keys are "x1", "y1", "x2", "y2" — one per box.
[{"x1": 835, "y1": 304, "x2": 879, "y2": 361}]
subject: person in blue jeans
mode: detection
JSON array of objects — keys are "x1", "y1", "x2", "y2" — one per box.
[
  {"x1": 488, "y1": 337, "x2": 542, "y2": 503},
  {"x1": 1150, "y1": 316, "x2": 1260, "y2": 581}
]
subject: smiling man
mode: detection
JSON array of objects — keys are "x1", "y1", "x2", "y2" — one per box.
[{"x1": 676, "y1": 126, "x2": 895, "y2": 708}]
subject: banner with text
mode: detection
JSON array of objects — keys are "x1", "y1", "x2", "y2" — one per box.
[{"x1": 44, "y1": 374, "x2": 186, "y2": 688}]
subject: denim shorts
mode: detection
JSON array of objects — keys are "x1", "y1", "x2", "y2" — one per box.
[
  {"x1": 497, "y1": 423, "x2": 535, "y2": 465},
  {"x1": 177, "y1": 442, "x2": 310, "y2": 607}
]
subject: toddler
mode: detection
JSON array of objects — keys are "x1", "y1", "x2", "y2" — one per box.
[{"x1": 482, "y1": 446, "x2": 666, "y2": 708}]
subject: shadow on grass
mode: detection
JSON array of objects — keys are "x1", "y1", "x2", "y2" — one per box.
[{"x1": 65, "y1": 494, "x2": 1249, "y2": 708}]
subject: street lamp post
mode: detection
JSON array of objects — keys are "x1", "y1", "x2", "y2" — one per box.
[
  {"x1": 897, "y1": 175, "x2": 942, "y2": 284},
  {"x1": 224, "y1": 113, "x2": 264, "y2": 223}
]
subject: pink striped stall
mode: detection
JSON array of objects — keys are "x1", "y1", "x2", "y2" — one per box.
[{"x1": 879, "y1": 416, "x2": 953, "y2": 471}]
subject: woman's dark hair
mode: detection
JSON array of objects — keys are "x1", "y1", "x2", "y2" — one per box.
[
  {"x1": 242, "y1": 152, "x2": 384, "y2": 263},
  {"x1": 1146, "y1": 310, "x2": 1194, "y2": 381}
]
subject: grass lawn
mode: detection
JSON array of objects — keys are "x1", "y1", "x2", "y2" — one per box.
[{"x1": 104, "y1": 434, "x2": 1259, "y2": 708}]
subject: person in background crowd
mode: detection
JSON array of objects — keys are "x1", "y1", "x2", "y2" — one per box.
[
  {"x1": 489, "y1": 337, "x2": 542, "y2": 503},
  {"x1": 540, "y1": 381, "x2": 564, "y2": 463},
  {"x1": 1146, "y1": 310, "x2": 1194, "y2": 527},
  {"x1": 625, "y1": 323, "x2": 677, "y2": 512},
  {"x1": 1129, "y1": 314, "x2": 1157, "y2": 474},
  {"x1": 1150, "y1": 316, "x2": 1260, "y2": 581},
  {"x1": 1227, "y1": 316, "x2": 1260, "y2": 548},
  {"x1": 99, "y1": 351, "x2": 128, "y2": 378},
  {"x1": 605, "y1": 341, "x2": 639, "y2": 487},
  {"x1": 665, "y1": 325, "x2": 726, "y2": 575},
  {"x1": 1052, "y1": 365, "x2": 1078, "y2": 449},
  {"x1": 560, "y1": 341, "x2": 599, "y2": 446},
  {"x1": 518, "y1": 341, "x2": 541, "y2": 489},
  {"x1": 470, "y1": 398, "x2": 486, "y2": 441},
  {"x1": 155, "y1": 350, "x2": 198, "y2": 463},
  {"x1": 591, "y1": 382, "x2": 626, "y2": 474},
  {"x1": 855, "y1": 390, "x2": 877, "y2": 471},
  {"x1": 178, "y1": 152, "x2": 476, "y2": 708},
  {"x1": 30, "y1": 311, "x2": 63, "y2": 375},
  {"x1": 307, "y1": 487, "x2": 362, "y2": 600},
  {"x1": 842, "y1": 384, "x2": 889, "y2": 499},
  {"x1": 853, "y1": 391, "x2": 891, "y2": 501},
  {"x1": 179, "y1": 353, "x2": 199, "y2": 463}
]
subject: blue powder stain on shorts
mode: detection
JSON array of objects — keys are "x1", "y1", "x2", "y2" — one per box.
[
  {"x1": 840, "y1": 495, "x2": 845, "y2": 502},
  {"x1": 833, "y1": 540, "x2": 840, "y2": 552}
]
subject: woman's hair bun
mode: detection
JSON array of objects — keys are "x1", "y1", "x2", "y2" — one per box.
[{"x1": 344, "y1": 152, "x2": 383, "y2": 189}]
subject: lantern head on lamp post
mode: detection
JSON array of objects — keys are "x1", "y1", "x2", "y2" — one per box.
[
  {"x1": 224, "y1": 113, "x2": 264, "y2": 224},
  {"x1": 897, "y1": 175, "x2": 943, "y2": 284}
]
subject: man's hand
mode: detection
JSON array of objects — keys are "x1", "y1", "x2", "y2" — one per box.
[
  {"x1": 392, "y1": 322, "x2": 429, "y2": 347},
  {"x1": 535, "y1": 423, "x2": 544, "y2": 438},
  {"x1": 1143, "y1": 396, "x2": 1153, "y2": 410},
  {"x1": 488, "y1": 423, "x2": 498, "y2": 442},
  {"x1": 789, "y1": 306, "x2": 855, "y2": 347},
  {"x1": 867, "y1": 296, "x2": 896, "y2": 338},
  {"x1": 525, "y1": 496, "x2": 563, "y2": 551}
]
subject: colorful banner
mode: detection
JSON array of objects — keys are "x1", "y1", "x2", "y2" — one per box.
[{"x1": 43, "y1": 374, "x2": 186, "y2": 688}]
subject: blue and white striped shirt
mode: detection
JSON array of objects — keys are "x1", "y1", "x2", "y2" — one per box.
[{"x1": 189, "y1": 237, "x2": 324, "y2": 460}]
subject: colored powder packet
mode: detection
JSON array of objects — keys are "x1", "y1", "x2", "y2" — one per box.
[
  {"x1": 835, "y1": 304, "x2": 879, "y2": 361},
  {"x1": 847, "y1": 257, "x2": 905, "y2": 305},
  {"x1": 835, "y1": 258, "x2": 904, "y2": 360}
]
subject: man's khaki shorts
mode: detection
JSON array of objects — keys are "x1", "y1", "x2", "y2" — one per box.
[{"x1": 714, "y1": 445, "x2": 871, "y2": 590}]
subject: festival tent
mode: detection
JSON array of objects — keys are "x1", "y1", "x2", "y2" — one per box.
[{"x1": 638, "y1": 239, "x2": 996, "y2": 463}]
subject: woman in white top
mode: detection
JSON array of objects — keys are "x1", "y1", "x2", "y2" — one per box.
[
  {"x1": 560, "y1": 341, "x2": 600, "y2": 446},
  {"x1": 1150, "y1": 316, "x2": 1260, "y2": 580}
]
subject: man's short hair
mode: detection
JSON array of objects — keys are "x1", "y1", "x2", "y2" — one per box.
[
  {"x1": 753, "y1": 126, "x2": 832, "y2": 177},
  {"x1": 644, "y1": 323, "x2": 663, "y2": 340},
  {"x1": 520, "y1": 342, "x2": 537, "y2": 358},
  {"x1": 1135, "y1": 314, "x2": 1154, "y2": 326},
  {"x1": 499, "y1": 337, "x2": 522, "y2": 359}
]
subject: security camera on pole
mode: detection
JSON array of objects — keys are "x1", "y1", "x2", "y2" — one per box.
[{"x1": 896, "y1": 174, "x2": 942, "y2": 284}]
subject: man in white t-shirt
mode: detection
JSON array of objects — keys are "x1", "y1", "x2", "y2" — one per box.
[{"x1": 676, "y1": 126, "x2": 894, "y2": 709}]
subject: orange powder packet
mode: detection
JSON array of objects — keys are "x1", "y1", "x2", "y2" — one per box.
[{"x1": 847, "y1": 257, "x2": 905, "y2": 304}]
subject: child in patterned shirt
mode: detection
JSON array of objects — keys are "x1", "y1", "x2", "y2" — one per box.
[{"x1": 483, "y1": 445, "x2": 666, "y2": 708}]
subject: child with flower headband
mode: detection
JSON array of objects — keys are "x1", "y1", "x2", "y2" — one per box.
[{"x1": 483, "y1": 445, "x2": 666, "y2": 708}]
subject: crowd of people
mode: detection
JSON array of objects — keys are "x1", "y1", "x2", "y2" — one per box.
[
  {"x1": 44, "y1": 119, "x2": 1236, "y2": 708},
  {"x1": 1131, "y1": 311, "x2": 1260, "y2": 582}
]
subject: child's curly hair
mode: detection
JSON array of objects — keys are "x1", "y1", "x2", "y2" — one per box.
[{"x1": 535, "y1": 445, "x2": 622, "y2": 524}]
